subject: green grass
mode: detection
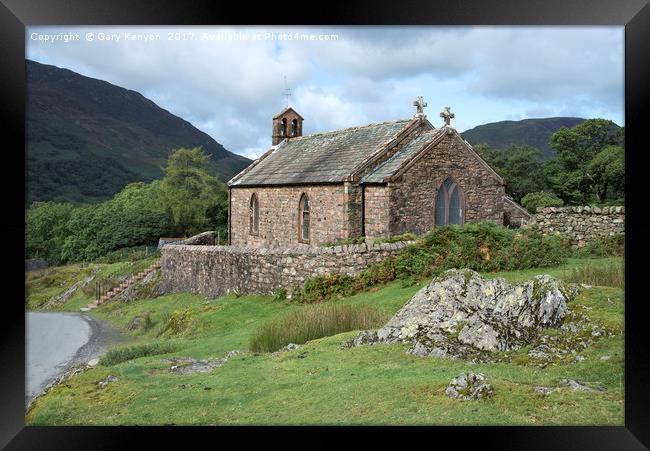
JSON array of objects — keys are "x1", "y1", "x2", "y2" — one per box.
[
  {"x1": 26, "y1": 256, "x2": 624, "y2": 425},
  {"x1": 560, "y1": 262, "x2": 624, "y2": 289},
  {"x1": 25, "y1": 257, "x2": 160, "y2": 311},
  {"x1": 249, "y1": 304, "x2": 388, "y2": 353},
  {"x1": 100, "y1": 342, "x2": 178, "y2": 366}
]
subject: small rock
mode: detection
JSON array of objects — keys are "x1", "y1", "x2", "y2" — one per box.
[
  {"x1": 445, "y1": 372, "x2": 494, "y2": 400},
  {"x1": 97, "y1": 374, "x2": 119, "y2": 388},
  {"x1": 87, "y1": 358, "x2": 99, "y2": 367},
  {"x1": 163, "y1": 357, "x2": 226, "y2": 374},
  {"x1": 345, "y1": 330, "x2": 379, "y2": 348},
  {"x1": 600, "y1": 355, "x2": 611, "y2": 361},
  {"x1": 79, "y1": 307, "x2": 91, "y2": 312},
  {"x1": 563, "y1": 378, "x2": 603, "y2": 392},
  {"x1": 580, "y1": 284, "x2": 593, "y2": 290},
  {"x1": 534, "y1": 387, "x2": 555, "y2": 395}
]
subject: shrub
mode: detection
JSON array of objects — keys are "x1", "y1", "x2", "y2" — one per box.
[
  {"x1": 272, "y1": 288, "x2": 287, "y2": 301},
  {"x1": 295, "y1": 221, "x2": 570, "y2": 303},
  {"x1": 249, "y1": 304, "x2": 387, "y2": 353},
  {"x1": 521, "y1": 191, "x2": 564, "y2": 213},
  {"x1": 159, "y1": 308, "x2": 196, "y2": 336},
  {"x1": 561, "y1": 262, "x2": 624, "y2": 289},
  {"x1": 99, "y1": 342, "x2": 177, "y2": 366},
  {"x1": 576, "y1": 234, "x2": 624, "y2": 257}
]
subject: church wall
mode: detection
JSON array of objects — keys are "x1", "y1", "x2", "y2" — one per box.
[
  {"x1": 363, "y1": 186, "x2": 390, "y2": 237},
  {"x1": 230, "y1": 185, "x2": 349, "y2": 247},
  {"x1": 387, "y1": 133, "x2": 505, "y2": 235}
]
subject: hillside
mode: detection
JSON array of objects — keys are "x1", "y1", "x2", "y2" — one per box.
[
  {"x1": 26, "y1": 60, "x2": 251, "y2": 204},
  {"x1": 461, "y1": 117, "x2": 610, "y2": 160},
  {"x1": 26, "y1": 256, "x2": 623, "y2": 425}
]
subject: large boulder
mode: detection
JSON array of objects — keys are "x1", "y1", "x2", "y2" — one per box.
[{"x1": 365, "y1": 269, "x2": 577, "y2": 361}]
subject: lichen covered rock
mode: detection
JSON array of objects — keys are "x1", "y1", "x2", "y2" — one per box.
[
  {"x1": 445, "y1": 372, "x2": 494, "y2": 400},
  {"x1": 351, "y1": 269, "x2": 578, "y2": 361}
]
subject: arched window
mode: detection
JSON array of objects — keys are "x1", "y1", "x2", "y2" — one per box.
[
  {"x1": 299, "y1": 193, "x2": 310, "y2": 242},
  {"x1": 281, "y1": 118, "x2": 287, "y2": 137},
  {"x1": 249, "y1": 193, "x2": 259, "y2": 236},
  {"x1": 435, "y1": 177, "x2": 464, "y2": 226},
  {"x1": 291, "y1": 118, "x2": 298, "y2": 137}
]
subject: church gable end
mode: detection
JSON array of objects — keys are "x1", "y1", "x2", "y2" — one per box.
[{"x1": 381, "y1": 128, "x2": 506, "y2": 236}]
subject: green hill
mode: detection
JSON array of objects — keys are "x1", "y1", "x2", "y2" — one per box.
[
  {"x1": 461, "y1": 117, "x2": 619, "y2": 159},
  {"x1": 26, "y1": 60, "x2": 251, "y2": 204}
]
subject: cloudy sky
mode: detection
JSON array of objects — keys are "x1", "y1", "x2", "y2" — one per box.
[{"x1": 27, "y1": 26, "x2": 624, "y2": 159}]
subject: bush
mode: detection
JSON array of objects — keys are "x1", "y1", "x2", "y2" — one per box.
[
  {"x1": 576, "y1": 234, "x2": 624, "y2": 257},
  {"x1": 561, "y1": 262, "x2": 624, "y2": 289},
  {"x1": 95, "y1": 245, "x2": 160, "y2": 264},
  {"x1": 249, "y1": 304, "x2": 387, "y2": 353},
  {"x1": 99, "y1": 342, "x2": 177, "y2": 366},
  {"x1": 521, "y1": 191, "x2": 564, "y2": 213},
  {"x1": 295, "y1": 221, "x2": 570, "y2": 303},
  {"x1": 272, "y1": 288, "x2": 287, "y2": 301}
]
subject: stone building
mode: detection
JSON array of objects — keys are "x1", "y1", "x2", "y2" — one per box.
[{"x1": 227, "y1": 98, "x2": 532, "y2": 247}]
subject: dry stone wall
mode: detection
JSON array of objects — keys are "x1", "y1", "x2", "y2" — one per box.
[
  {"x1": 528, "y1": 206, "x2": 624, "y2": 246},
  {"x1": 161, "y1": 241, "x2": 415, "y2": 298}
]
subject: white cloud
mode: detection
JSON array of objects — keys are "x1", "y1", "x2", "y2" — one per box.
[{"x1": 27, "y1": 26, "x2": 624, "y2": 158}]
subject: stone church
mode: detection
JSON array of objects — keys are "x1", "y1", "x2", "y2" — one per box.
[{"x1": 227, "y1": 97, "x2": 531, "y2": 247}]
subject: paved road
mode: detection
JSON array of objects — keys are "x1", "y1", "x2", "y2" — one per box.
[{"x1": 25, "y1": 312, "x2": 122, "y2": 408}]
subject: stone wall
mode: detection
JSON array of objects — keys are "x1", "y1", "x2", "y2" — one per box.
[
  {"x1": 528, "y1": 206, "x2": 625, "y2": 246},
  {"x1": 161, "y1": 241, "x2": 414, "y2": 298},
  {"x1": 388, "y1": 132, "x2": 506, "y2": 235}
]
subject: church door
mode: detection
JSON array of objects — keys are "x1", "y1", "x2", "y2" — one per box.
[{"x1": 435, "y1": 177, "x2": 464, "y2": 226}]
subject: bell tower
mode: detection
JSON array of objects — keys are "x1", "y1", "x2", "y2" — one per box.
[{"x1": 272, "y1": 107, "x2": 304, "y2": 145}]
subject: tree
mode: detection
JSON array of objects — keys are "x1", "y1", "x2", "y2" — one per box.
[
  {"x1": 26, "y1": 202, "x2": 74, "y2": 264},
  {"x1": 586, "y1": 145, "x2": 624, "y2": 203},
  {"x1": 546, "y1": 119, "x2": 622, "y2": 204},
  {"x1": 156, "y1": 147, "x2": 228, "y2": 236},
  {"x1": 476, "y1": 144, "x2": 546, "y2": 202},
  {"x1": 520, "y1": 191, "x2": 564, "y2": 213}
]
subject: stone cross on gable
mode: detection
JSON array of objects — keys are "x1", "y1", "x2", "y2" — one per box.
[
  {"x1": 440, "y1": 106, "x2": 455, "y2": 126},
  {"x1": 413, "y1": 96, "x2": 427, "y2": 116}
]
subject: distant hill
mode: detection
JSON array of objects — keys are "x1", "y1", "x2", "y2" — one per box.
[
  {"x1": 461, "y1": 117, "x2": 619, "y2": 160},
  {"x1": 26, "y1": 60, "x2": 251, "y2": 204}
]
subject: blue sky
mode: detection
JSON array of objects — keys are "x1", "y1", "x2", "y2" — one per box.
[{"x1": 27, "y1": 26, "x2": 624, "y2": 159}]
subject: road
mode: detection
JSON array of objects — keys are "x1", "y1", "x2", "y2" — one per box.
[{"x1": 25, "y1": 311, "x2": 122, "y2": 408}]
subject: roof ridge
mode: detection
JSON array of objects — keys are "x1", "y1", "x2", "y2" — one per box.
[{"x1": 287, "y1": 118, "x2": 411, "y2": 141}]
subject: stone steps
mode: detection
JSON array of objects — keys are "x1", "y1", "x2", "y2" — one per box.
[{"x1": 83, "y1": 258, "x2": 160, "y2": 311}]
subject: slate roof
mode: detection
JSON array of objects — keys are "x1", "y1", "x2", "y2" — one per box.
[
  {"x1": 361, "y1": 128, "x2": 446, "y2": 183},
  {"x1": 229, "y1": 119, "x2": 413, "y2": 186}
]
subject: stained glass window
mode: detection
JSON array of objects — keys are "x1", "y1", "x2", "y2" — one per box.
[{"x1": 435, "y1": 178, "x2": 464, "y2": 226}]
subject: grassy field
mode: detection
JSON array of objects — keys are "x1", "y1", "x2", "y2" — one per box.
[{"x1": 25, "y1": 257, "x2": 624, "y2": 425}]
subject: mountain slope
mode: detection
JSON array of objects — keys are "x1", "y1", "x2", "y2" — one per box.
[
  {"x1": 461, "y1": 117, "x2": 605, "y2": 160},
  {"x1": 26, "y1": 60, "x2": 251, "y2": 204}
]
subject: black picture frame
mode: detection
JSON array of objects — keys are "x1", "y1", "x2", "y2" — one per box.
[{"x1": 2, "y1": 0, "x2": 648, "y2": 449}]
